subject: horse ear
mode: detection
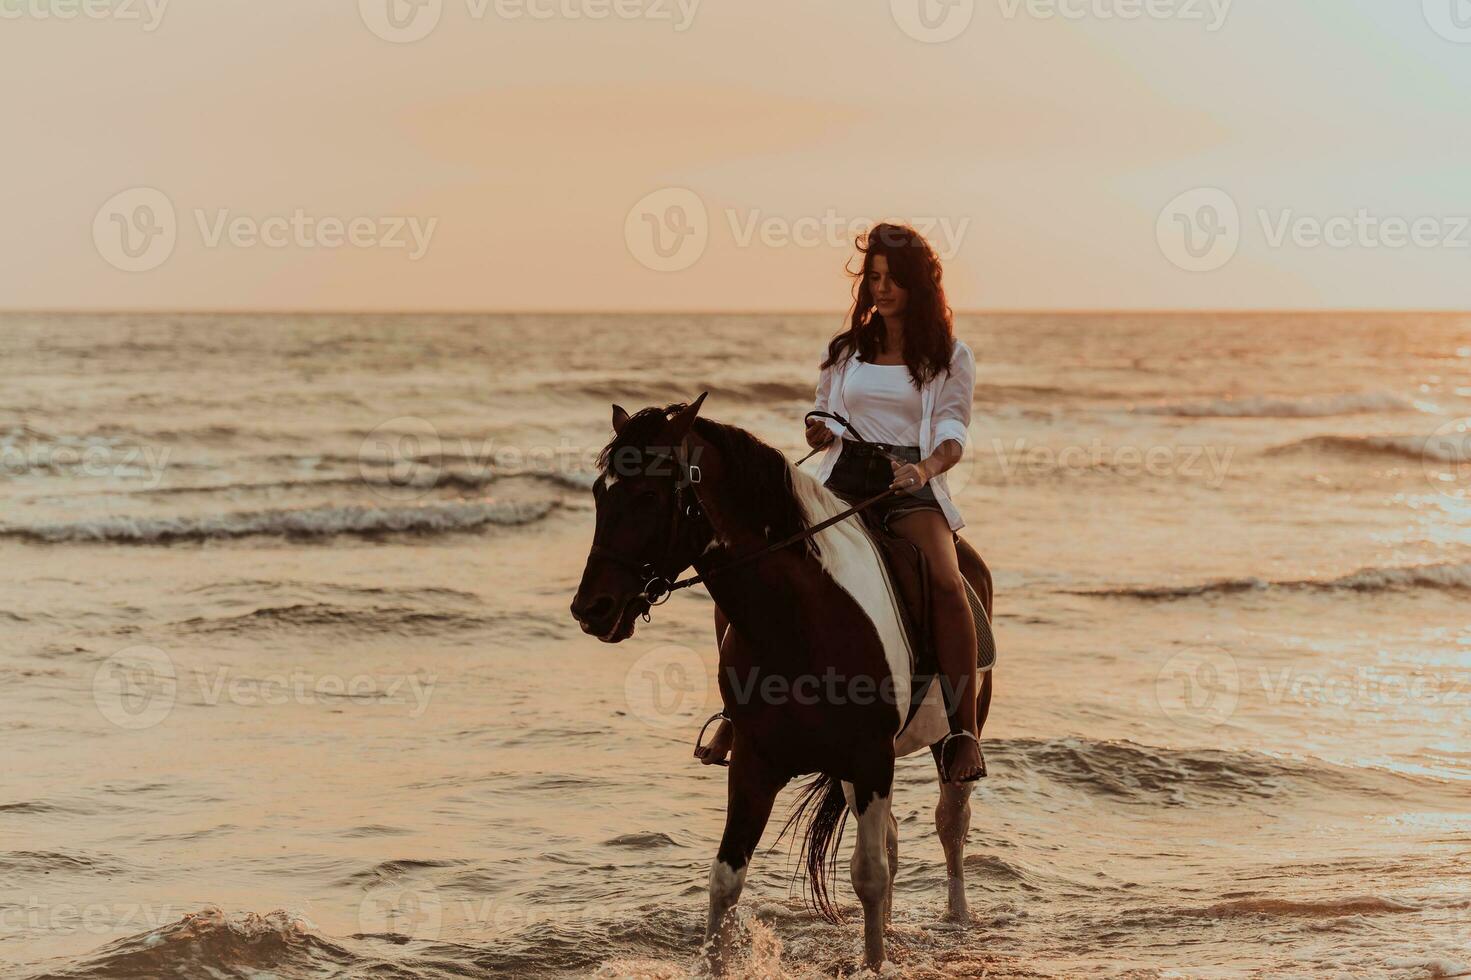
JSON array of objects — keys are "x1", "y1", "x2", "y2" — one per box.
[
  {"x1": 664, "y1": 392, "x2": 707, "y2": 445},
  {"x1": 611, "y1": 404, "x2": 631, "y2": 434}
]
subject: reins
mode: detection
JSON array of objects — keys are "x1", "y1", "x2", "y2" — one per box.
[
  {"x1": 642, "y1": 485, "x2": 901, "y2": 608},
  {"x1": 632, "y1": 410, "x2": 904, "y2": 614},
  {"x1": 795, "y1": 411, "x2": 906, "y2": 467}
]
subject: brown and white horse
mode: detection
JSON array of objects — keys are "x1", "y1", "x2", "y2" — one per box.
[{"x1": 570, "y1": 395, "x2": 994, "y2": 973}]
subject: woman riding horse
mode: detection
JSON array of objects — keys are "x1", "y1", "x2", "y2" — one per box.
[{"x1": 696, "y1": 221, "x2": 984, "y2": 784}]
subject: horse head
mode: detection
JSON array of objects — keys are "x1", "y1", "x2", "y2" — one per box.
[{"x1": 570, "y1": 393, "x2": 715, "y2": 643}]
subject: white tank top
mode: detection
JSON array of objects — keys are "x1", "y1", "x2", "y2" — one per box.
[{"x1": 843, "y1": 360, "x2": 922, "y2": 445}]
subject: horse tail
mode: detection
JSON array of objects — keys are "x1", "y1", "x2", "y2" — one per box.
[{"x1": 775, "y1": 773, "x2": 849, "y2": 923}]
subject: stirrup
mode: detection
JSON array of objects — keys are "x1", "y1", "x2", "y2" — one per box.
[
  {"x1": 939, "y1": 730, "x2": 986, "y2": 784},
  {"x1": 694, "y1": 710, "x2": 730, "y2": 767}
]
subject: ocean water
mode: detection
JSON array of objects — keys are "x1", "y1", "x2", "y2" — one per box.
[{"x1": 1, "y1": 311, "x2": 1468, "y2": 979}]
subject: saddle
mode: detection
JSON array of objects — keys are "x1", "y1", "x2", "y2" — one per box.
[{"x1": 853, "y1": 510, "x2": 997, "y2": 732}]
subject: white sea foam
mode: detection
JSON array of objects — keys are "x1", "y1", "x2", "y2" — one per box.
[
  {"x1": 1079, "y1": 562, "x2": 1471, "y2": 600},
  {"x1": 1137, "y1": 392, "x2": 1422, "y2": 417},
  {"x1": 1268, "y1": 433, "x2": 1470, "y2": 463},
  {"x1": 1, "y1": 499, "x2": 556, "y2": 543}
]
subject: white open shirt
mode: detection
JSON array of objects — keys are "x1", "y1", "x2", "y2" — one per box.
[{"x1": 811, "y1": 337, "x2": 977, "y2": 532}]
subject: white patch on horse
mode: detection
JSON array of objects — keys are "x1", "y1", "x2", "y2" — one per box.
[
  {"x1": 709, "y1": 858, "x2": 745, "y2": 904},
  {"x1": 787, "y1": 463, "x2": 913, "y2": 738},
  {"x1": 705, "y1": 857, "x2": 747, "y2": 941}
]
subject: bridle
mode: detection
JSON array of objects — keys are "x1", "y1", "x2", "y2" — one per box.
[
  {"x1": 587, "y1": 442, "x2": 711, "y2": 616},
  {"x1": 588, "y1": 413, "x2": 902, "y2": 622}
]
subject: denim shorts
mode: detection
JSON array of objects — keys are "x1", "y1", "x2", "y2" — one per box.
[{"x1": 823, "y1": 439, "x2": 945, "y2": 532}]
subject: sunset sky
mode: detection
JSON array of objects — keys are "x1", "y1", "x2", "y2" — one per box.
[{"x1": 4, "y1": 0, "x2": 1470, "y2": 311}]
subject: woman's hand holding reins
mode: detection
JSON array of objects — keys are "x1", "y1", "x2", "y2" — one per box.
[
  {"x1": 889, "y1": 459, "x2": 930, "y2": 495},
  {"x1": 805, "y1": 419, "x2": 836, "y2": 450}
]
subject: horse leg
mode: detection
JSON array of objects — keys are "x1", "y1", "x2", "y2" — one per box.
[
  {"x1": 703, "y1": 743, "x2": 781, "y2": 975},
  {"x1": 929, "y1": 742, "x2": 974, "y2": 923},
  {"x1": 842, "y1": 778, "x2": 893, "y2": 970},
  {"x1": 884, "y1": 807, "x2": 899, "y2": 925}
]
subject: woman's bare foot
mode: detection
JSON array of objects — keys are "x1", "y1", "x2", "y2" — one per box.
[
  {"x1": 942, "y1": 732, "x2": 985, "y2": 784},
  {"x1": 694, "y1": 718, "x2": 733, "y2": 766}
]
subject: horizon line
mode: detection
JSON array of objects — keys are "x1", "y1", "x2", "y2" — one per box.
[{"x1": 2, "y1": 307, "x2": 1468, "y2": 317}]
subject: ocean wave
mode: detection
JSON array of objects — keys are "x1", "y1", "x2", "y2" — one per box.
[
  {"x1": 0, "y1": 850, "x2": 118, "y2": 875},
  {"x1": 184, "y1": 579, "x2": 485, "y2": 603},
  {"x1": 569, "y1": 377, "x2": 813, "y2": 406},
  {"x1": 568, "y1": 376, "x2": 1108, "y2": 409},
  {"x1": 1266, "y1": 433, "x2": 1470, "y2": 463},
  {"x1": 1199, "y1": 896, "x2": 1421, "y2": 919},
  {"x1": 0, "y1": 801, "x2": 71, "y2": 814},
  {"x1": 0, "y1": 500, "x2": 557, "y2": 544},
  {"x1": 974, "y1": 382, "x2": 1131, "y2": 403},
  {"x1": 177, "y1": 603, "x2": 495, "y2": 635},
  {"x1": 991, "y1": 736, "x2": 1455, "y2": 809},
  {"x1": 993, "y1": 737, "x2": 1301, "y2": 806},
  {"x1": 1136, "y1": 392, "x2": 1422, "y2": 417},
  {"x1": 21, "y1": 908, "x2": 371, "y2": 980},
  {"x1": 1384, "y1": 956, "x2": 1471, "y2": 978},
  {"x1": 349, "y1": 465, "x2": 596, "y2": 493},
  {"x1": 118, "y1": 465, "x2": 597, "y2": 498},
  {"x1": 1075, "y1": 561, "x2": 1471, "y2": 601},
  {"x1": 603, "y1": 831, "x2": 682, "y2": 849}
]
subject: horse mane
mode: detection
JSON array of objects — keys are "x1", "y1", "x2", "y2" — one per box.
[{"x1": 596, "y1": 403, "x2": 819, "y2": 559}]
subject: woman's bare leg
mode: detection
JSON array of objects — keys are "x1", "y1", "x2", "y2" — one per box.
[{"x1": 889, "y1": 510, "x2": 982, "y2": 782}]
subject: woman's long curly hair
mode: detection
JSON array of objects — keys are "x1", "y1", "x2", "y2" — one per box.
[{"x1": 822, "y1": 222, "x2": 955, "y2": 388}]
